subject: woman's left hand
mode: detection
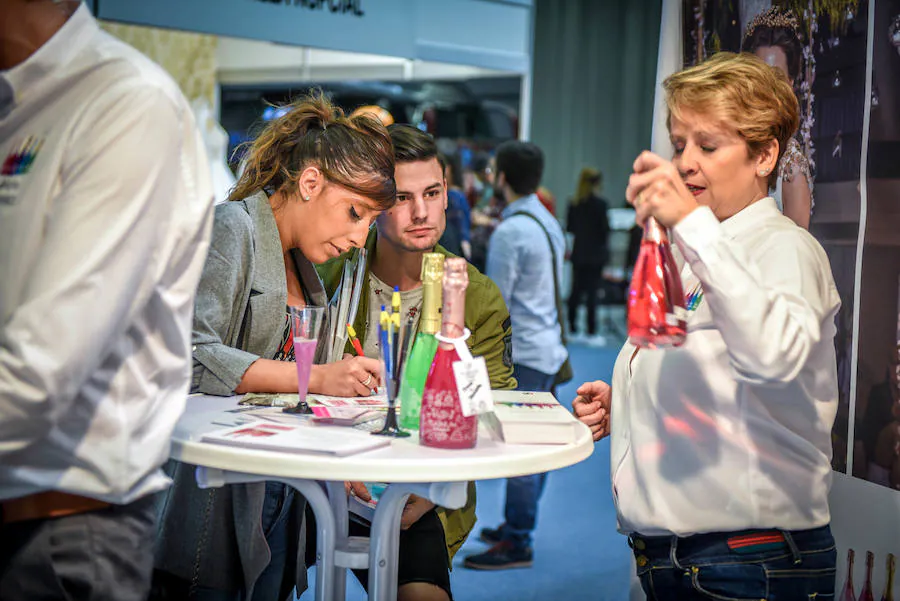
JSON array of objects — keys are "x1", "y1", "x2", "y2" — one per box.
[{"x1": 625, "y1": 151, "x2": 699, "y2": 228}]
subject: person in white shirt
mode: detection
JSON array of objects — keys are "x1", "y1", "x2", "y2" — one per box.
[
  {"x1": 573, "y1": 52, "x2": 840, "y2": 600},
  {"x1": 0, "y1": 1, "x2": 214, "y2": 599}
]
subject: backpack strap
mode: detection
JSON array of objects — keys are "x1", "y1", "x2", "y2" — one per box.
[{"x1": 509, "y1": 211, "x2": 567, "y2": 347}]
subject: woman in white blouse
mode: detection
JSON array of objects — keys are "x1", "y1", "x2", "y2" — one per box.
[{"x1": 574, "y1": 52, "x2": 841, "y2": 600}]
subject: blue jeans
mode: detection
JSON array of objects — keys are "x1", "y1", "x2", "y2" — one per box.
[
  {"x1": 193, "y1": 482, "x2": 295, "y2": 601},
  {"x1": 501, "y1": 364, "x2": 557, "y2": 549},
  {"x1": 633, "y1": 525, "x2": 836, "y2": 600}
]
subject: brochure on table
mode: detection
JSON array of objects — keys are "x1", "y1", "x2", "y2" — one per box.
[
  {"x1": 201, "y1": 420, "x2": 391, "y2": 457},
  {"x1": 479, "y1": 390, "x2": 581, "y2": 445}
]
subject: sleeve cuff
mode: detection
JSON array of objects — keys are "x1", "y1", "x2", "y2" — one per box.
[
  {"x1": 672, "y1": 206, "x2": 723, "y2": 265},
  {"x1": 192, "y1": 345, "x2": 259, "y2": 395}
]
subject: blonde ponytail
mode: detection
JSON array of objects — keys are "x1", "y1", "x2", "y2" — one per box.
[{"x1": 228, "y1": 90, "x2": 395, "y2": 209}]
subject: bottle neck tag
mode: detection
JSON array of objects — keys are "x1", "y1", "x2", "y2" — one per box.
[
  {"x1": 435, "y1": 328, "x2": 473, "y2": 361},
  {"x1": 435, "y1": 329, "x2": 493, "y2": 417}
]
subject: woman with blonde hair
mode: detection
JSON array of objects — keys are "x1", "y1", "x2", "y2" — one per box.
[
  {"x1": 152, "y1": 92, "x2": 396, "y2": 601},
  {"x1": 574, "y1": 52, "x2": 840, "y2": 599},
  {"x1": 566, "y1": 167, "x2": 610, "y2": 343}
]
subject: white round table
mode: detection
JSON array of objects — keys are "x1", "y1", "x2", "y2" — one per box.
[{"x1": 171, "y1": 394, "x2": 594, "y2": 601}]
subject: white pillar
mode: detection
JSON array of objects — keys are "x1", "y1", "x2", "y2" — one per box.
[{"x1": 650, "y1": 0, "x2": 683, "y2": 156}]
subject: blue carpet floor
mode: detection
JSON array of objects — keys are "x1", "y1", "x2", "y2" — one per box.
[{"x1": 300, "y1": 337, "x2": 633, "y2": 600}]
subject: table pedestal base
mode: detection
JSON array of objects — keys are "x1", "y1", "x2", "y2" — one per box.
[{"x1": 195, "y1": 467, "x2": 466, "y2": 601}]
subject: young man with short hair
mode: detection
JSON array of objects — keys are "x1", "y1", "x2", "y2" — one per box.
[{"x1": 319, "y1": 124, "x2": 515, "y2": 600}]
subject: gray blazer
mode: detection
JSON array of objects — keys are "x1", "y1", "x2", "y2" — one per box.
[{"x1": 155, "y1": 192, "x2": 327, "y2": 596}]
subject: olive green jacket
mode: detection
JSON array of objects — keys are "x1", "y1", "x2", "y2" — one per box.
[{"x1": 317, "y1": 231, "x2": 516, "y2": 563}]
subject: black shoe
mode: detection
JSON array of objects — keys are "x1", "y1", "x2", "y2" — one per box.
[
  {"x1": 479, "y1": 524, "x2": 504, "y2": 545},
  {"x1": 464, "y1": 541, "x2": 533, "y2": 570}
]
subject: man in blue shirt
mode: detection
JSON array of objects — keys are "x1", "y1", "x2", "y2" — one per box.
[{"x1": 464, "y1": 141, "x2": 568, "y2": 570}]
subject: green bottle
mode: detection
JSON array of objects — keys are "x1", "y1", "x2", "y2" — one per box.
[{"x1": 399, "y1": 253, "x2": 443, "y2": 430}]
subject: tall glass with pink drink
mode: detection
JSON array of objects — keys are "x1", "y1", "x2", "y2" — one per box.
[{"x1": 288, "y1": 306, "x2": 325, "y2": 403}]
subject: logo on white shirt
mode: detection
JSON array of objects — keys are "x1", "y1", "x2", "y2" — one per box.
[{"x1": 2, "y1": 136, "x2": 43, "y2": 176}]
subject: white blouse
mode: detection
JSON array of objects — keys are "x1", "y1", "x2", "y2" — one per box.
[{"x1": 610, "y1": 198, "x2": 840, "y2": 537}]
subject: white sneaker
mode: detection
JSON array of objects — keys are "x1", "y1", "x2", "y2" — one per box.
[
  {"x1": 567, "y1": 332, "x2": 585, "y2": 345},
  {"x1": 585, "y1": 334, "x2": 608, "y2": 348}
]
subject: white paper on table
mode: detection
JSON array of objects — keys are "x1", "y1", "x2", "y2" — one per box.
[
  {"x1": 201, "y1": 420, "x2": 391, "y2": 456},
  {"x1": 307, "y1": 390, "x2": 389, "y2": 408}
]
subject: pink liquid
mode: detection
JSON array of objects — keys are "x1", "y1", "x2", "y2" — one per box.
[
  {"x1": 294, "y1": 337, "x2": 317, "y2": 401},
  {"x1": 419, "y1": 346, "x2": 477, "y2": 449},
  {"x1": 627, "y1": 240, "x2": 687, "y2": 348}
]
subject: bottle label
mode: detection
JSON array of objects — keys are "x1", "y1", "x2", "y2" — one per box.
[
  {"x1": 453, "y1": 356, "x2": 493, "y2": 417},
  {"x1": 666, "y1": 308, "x2": 687, "y2": 326},
  {"x1": 435, "y1": 328, "x2": 493, "y2": 417}
]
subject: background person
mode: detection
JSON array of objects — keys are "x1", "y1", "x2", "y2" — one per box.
[
  {"x1": 466, "y1": 140, "x2": 568, "y2": 571},
  {"x1": 566, "y1": 167, "x2": 610, "y2": 344},
  {"x1": 437, "y1": 151, "x2": 472, "y2": 261}
]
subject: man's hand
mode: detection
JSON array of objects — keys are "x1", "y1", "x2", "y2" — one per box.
[
  {"x1": 400, "y1": 494, "x2": 435, "y2": 530},
  {"x1": 345, "y1": 481, "x2": 371, "y2": 502},
  {"x1": 572, "y1": 380, "x2": 611, "y2": 442}
]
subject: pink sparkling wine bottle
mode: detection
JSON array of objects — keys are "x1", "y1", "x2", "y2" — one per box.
[
  {"x1": 419, "y1": 257, "x2": 477, "y2": 449},
  {"x1": 627, "y1": 217, "x2": 687, "y2": 348}
]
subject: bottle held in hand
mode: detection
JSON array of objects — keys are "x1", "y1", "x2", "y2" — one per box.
[{"x1": 627, "y1": 217, "x2": 687, "y2": 348}]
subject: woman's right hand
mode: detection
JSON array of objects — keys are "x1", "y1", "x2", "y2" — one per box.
[
  {"x1": 309, "y1": 356, "x2": 382, "y2": 397},
  {"x1": 572, "y1": 380, "x2": 611, "y2": 441}
]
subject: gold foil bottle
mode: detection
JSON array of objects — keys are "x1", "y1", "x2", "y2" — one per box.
[
  {"x1": 419, "y1": 252, "x2": 444, "y2": 335},
  {"x1": 398, "y1": 253, "x2": 443, "y2": 430}
]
